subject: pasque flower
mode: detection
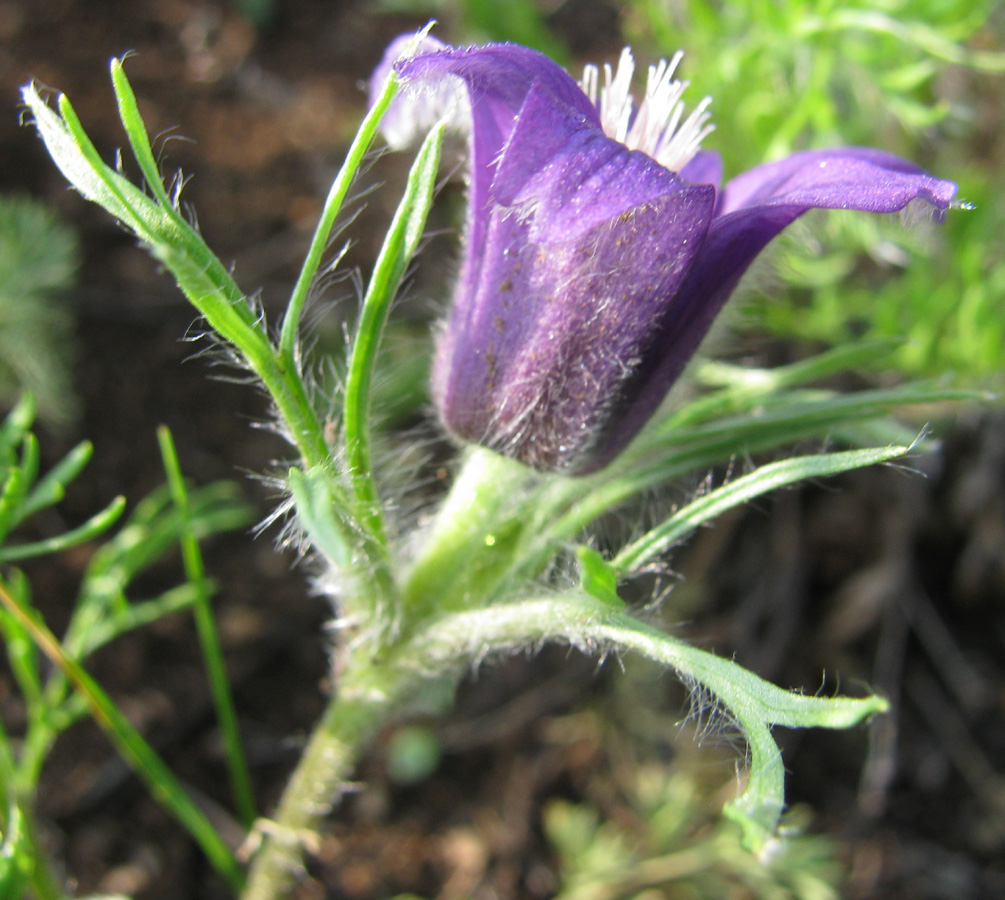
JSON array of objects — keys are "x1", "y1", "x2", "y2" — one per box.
[{"x1": 373, "y1": 36, "x2": 957, "y2": 474}]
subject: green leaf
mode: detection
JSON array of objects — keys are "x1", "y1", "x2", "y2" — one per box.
[
  {"x1": 0, "y1": 396, "x2": 35, "y2": 456},
  {"x1": 613, "y1": 444, "x2": 911, "y2": 573},
  {"x1": 22, "y1": 72, "x2": 333, "y2": 473},
  {"x1": 410, "y1": 597, "x2": 887, "y2": 852},
  {"x1": 279, "y1": 50, "x2": 404, "y2": 362},
  {"x1": 288, "y1": 466, "x2": 354, "y2": 570},
  {"x1": 0, "y1": 496, "x2": 126, "y2": 563},
  {"x1": 17, "y1": 440, "x2": 92, "y2": 523},
  {"x1": 110, "y1": 58, "x2": 176, "y2": 211},
  {"x1": 157, "y1": 425, "x2": 256, "y2": 827},
  {"x1": 576, "y1": 546, "x2": 624, "y2": 609},
  {"x1": 0, "y1": 466, "x2": 26, "y2": 546},
  {"x1": 342, "y1": 122, "x2": 444, "y2": 545}
]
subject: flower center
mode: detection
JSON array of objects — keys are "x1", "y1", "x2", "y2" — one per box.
[{"x1": 580, "y1": 47, "x2": 713, "y2": 173}]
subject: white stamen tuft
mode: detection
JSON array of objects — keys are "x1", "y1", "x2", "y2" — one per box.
[{"x1": 580, "y1": 47, "x2": 713, "y2": 173}]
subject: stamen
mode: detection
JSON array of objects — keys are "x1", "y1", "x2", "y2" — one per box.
[{"x1": 580, "y1": 47, "x2": 713, "y2": 173}]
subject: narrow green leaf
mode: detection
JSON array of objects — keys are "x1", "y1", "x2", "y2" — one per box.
[
  {"x1": 538, "y1": 382, "x2": 989, "y2": 560},
  {"x1": 76, "y1": 582, "x2": 203, "y2": 659},
  {"x1": 411, "y1": 597, "x2": 886, "y2": 852},
  {"x1": 279, "y1": 22, "x2": 436, "y2": 361},
  {"x1": 16, "y1": 433, "x2": 39, "y2": 496},
  {"x1": 0, "y1": 396, "x2": 35, "y2": 457},
  {"x1": 342, "y1": 122, "x2": 443, "y2": 544},
  {"x1": 0, "y1": 496, "x2": 126, "y2": 563},
  {"x1": 613, "y1": 445, "x2": 911, "y2": 573},
  {"x1": 576, "y1": 546, "x2": 624, "y2": 609},
  {"x1": 110, "y1": 57, "x2": 174, "y2": 210},
  {"x1": 0, "y1": 574, "x2": 41, "y2": 713},
  {"x1": 590, "y1": 612, "x2": 886, "y2": 849},
  {"x1": 0, "y1": 579, "x2": 245, "y2": 891},
  {"x1": 157, "y1": 425, "x2": 256, "y2": 827},
  {"x1": 18, "y1": 441, "x2": 92, "y2": 522},
  {"x1": 55, "y1": 92, "x2": 164, "y2": 237},
  {"x1": 0, "y1": 468, "x2": 26, "y2": 545},
  {"x1": 288, "y1": 466, "x2": 353, "y2": 569},
  {"x1": 23, "y1": 77, "x2": 334, "y2": 474}
]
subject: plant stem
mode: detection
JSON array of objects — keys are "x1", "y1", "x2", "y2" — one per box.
[
  {"x1": 240, "y1": 650, "x2": 414, "y2": 900},
  {"x1": 401, "y1": 447, "x2": 534, "y2": 618}
]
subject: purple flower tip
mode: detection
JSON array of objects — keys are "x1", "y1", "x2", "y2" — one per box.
[{"x1": 372, "y1": 36, "x2": 958, "y2": 474}]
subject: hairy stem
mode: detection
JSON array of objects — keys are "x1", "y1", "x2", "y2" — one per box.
[{"x1": 241, "y1": 649, "x2": 416, "y2": 900}]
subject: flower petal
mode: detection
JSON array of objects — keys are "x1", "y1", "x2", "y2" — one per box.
[
  {"x1": 369, "y1": 32, "x2": 455, "y2": 150},
  {"x1": 692, "y1": 147, "x2": 957, "y2": 318},
  {"x1": 392, "y1": 42, "x2": 599, "y2": 229},
  {"x1": 588, "y1": 149, "x2": 959, "y2": 470},
  {"x1": 679, "y1": 150, "x2": 723, "y2": 191},
  {"x1": 434, "y1": 82, "x2": 715, "y2": 471},
  {"x1": 718, "y1": 147, "x2": 957, "y2": 216}
]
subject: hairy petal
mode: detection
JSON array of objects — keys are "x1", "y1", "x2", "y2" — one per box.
[
  {"x1": 586, "y1": 149, "x2": 960, "y2": 470},
  {"x1": 369, "y1": 33, "x2": 456, "y2": 149},
  {"x1": 679, "y1": 150, "x2": 723, "y2": 191},
  {"x1": 718, "y1": 147, "x2": 957, "y2": 216},
  {"x1": 393, "y1": 43, "x2": 599, "y2": 231},
  {"x1": 434, "y1": 83, "x2": 715, "y2": 471}
]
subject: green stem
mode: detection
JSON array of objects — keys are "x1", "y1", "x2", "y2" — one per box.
[
  {"x1": 402, "y1": 448, "x2": 534, "y2": 618},
  {"x1": 241, "y1": 651, "x2": 415, "y2": 900}
]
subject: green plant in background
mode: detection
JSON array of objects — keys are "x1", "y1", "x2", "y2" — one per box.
[
  {"x1": 621, "y1": 0, "x2": 1004, "y2": 382},
  {"x1": 0, "y1": 397, "x2": 253, "y2": 898},
  {"x1": 0, "y1": 197, "x2": 78, "y2": 427},
  {"x1": 625, "y1": 0, "x2": 1002, "y2": 166},
  {"x1": 546, "y1": 764, "x2": 844, "y2": 900}
]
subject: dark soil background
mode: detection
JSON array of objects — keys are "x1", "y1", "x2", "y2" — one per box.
[{"x1": 1, "y1": 2, "x2": 1003, "y2": 899}]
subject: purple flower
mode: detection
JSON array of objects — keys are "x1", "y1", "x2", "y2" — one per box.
[{"x1": 373, "y1": 37, "x2": 957, "y2": 474}]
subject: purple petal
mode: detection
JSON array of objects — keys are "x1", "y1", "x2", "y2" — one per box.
[
  {"x1": 434, "y1": 82, "x2": 715, "y2": 471},
  {"x1": 585, "y1": 149, "x2": 959, "y2": 468},
  {"x1": 718, "y1": 147, "x2": 957, "y2": 216},
  {"x1": 393, "y1": 43, "x2": 599, "y2": 230},
  {"x1": 693, "y1": 147, "x2": 957, "y2": 314},
  {"x1": 369, "y1": 33, "x2": 453, "y2": 150},
  {"x1": 680, "y1": 150, "x2": 723, "y2": 191}
]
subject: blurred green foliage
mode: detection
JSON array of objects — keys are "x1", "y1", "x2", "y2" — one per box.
[
  {"x1": 623, "y1": 0, "x2": 1000, "y2": 166},
  {"x1": 0, "y1": 398, "x2": 253, "y2": 896},
  {"x1": 546, "y1": 765, "x2": 844, "y2": 900},
  {"x1": 0, "y1": 197, "x2": 78, "y2": 426},
  {"x1": 623, "y1": 0, "x2": 1002, "y2": 383}
]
